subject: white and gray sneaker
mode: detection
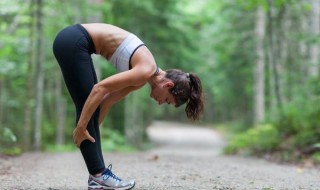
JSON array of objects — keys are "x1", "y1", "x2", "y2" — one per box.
[{"x1": 88, "y1": 164, "x2": 135, "y2": 190}]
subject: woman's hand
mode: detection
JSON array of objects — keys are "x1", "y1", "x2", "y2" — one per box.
[{"x1": 73, "y1": 127, "x2": 95, "y2": 148}]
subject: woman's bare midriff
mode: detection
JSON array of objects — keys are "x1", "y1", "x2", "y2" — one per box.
[{"x1": 81, "y1": 23, "x2": 130, "y2": 60}]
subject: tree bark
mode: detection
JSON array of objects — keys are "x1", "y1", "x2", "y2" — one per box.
[
  {"x1": 55, "y1": 76, "x2": 66, "y2": 145},
  {"x1": 267, "y1": 0, "x2": 282, "y2": 113},
  {"x1": 254, "y1": 6, "x2": 266, "y2": 124},
  {"x1": 22, "y1": 0, "x2": 35, "y2": 151},
  {"x1": 124, "y1": 91, "x2": 144, "y2": 148},
  {"x1": 34, "y1": 0, "x2": 44, "y2": 150},
  {"x1": 276, "y1": 6, "x2": 287, "y2": 105},
  {"x1": 0, "y1": 78, "x2": 4, "y2": 128},
  {"x1": 297, "y1": 9, "x2": 310, "y2": 90},
  {"x1": 309, "y1": 0, "x2": 320, "y2": 77}
]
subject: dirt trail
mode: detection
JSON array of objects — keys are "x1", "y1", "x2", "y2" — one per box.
[{"x1": 0, "y1": 121, "x2": 319, "y2": 190}]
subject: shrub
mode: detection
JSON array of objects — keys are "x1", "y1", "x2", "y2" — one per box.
[
  {"x1": 0, "y1": 127, "x2": 21, "y2": 156},
  {"x1": 101, "y1": 128, "x2": 136, "y2": 152},
  {"x1": 312, "y1": 152, "x2": 320, "y2": 164},
  {"x1": 224, "y1": 124, "x2": 280, "y2": 156},
  {"x1": 274, "y1": 93, "x2": 320, "y2": 155}
]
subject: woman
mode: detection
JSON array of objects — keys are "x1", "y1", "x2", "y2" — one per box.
[{"x1": 53, "y1": 23, "x2": 204, "y2": 190}]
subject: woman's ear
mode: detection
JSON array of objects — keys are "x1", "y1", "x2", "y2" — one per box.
[{"x1": 163, "y1": 81, "x2": 174, "y2": 88}]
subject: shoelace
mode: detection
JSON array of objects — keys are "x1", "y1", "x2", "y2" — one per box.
[{"x1": 102, "y1": 164, "x2": 122, "y2": 182}]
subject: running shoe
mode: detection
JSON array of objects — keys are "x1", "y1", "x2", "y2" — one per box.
[{"x1": 88, "y1": 164, "x2": 135, "y2": 190}]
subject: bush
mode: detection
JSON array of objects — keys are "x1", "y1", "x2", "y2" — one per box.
[
  {"x1": 101, "y1": 128, "x2": 136, "y2": 152},
  {"x1": 44, "y1": 128, "x2": 136, "y2": 153},
  {"x1": 274, "y1": 94, "x2": 320, "y2": 155},
  {"x1": 312, "y1": 152, "x2": 320, "y2": 164},
  {"x1": 262, "y1": 82, "x2": 320, "y2": 162},
  {"x1": 0, "y1": 127, "x2": 21, "y2": 156},
  {"x1": 224, "y1": 124, "x2": 280, "y2": 156}
]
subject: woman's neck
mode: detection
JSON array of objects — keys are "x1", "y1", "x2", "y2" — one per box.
[{"x1": 148, "y1": 70, "x2": 165, "y2": 87}]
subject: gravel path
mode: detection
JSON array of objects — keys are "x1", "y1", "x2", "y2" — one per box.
[{"x1": 0, "y1": 121, "x2": 319, "y2": 190}]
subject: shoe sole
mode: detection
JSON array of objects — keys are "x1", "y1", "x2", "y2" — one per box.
[{"x1": 88, "y1": 182, "x2": 135, "y2": 190}]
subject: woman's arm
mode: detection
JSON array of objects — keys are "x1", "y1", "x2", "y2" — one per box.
[
  {"x1": 77, "y1": 46, "x2": 156, "y2": 129},
  {"x1": 76, "y1": 68, "x2": 147, "y2": 130},
  {"x1": 73, "y1": 68, "x2": 149, "y2": 147},
  {"x1": 98, "y1": 85, "x2": 143, "y2": 125},
  {"x1": 73, "y1": 46, "x2": 156, "y2": 147}
]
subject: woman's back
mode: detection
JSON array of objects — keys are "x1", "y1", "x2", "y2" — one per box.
[{"x1": 81, "y1": 23, "x2": 131, "y2": 59}]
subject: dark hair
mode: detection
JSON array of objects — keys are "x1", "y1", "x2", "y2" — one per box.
[{"x1": 165, "y1": 69, "x2": 204, "y2": 120}]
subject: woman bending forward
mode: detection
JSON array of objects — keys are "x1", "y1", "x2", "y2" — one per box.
[{"x1": 53, "y1": 23, "x2": 204, "y2": 190}]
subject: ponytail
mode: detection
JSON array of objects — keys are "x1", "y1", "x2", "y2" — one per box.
[{"x1": 185, "y1": 73, "x2": 204, "y2": 120}]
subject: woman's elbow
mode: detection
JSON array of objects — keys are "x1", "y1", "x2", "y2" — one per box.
[{"x1": 92, "y1": 83, "x2": 107, "y2": 97}]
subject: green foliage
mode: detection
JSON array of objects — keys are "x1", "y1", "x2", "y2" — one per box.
[
  {"x1": 44, "y1": 128, "x2": 135, "y2": 153},
  {"x1": 101, "y1": 128, "x2": 136, "y2": 152},
  {"x1": 203, "y1": 1, "x2": 255, "y2": 123},
  {"x1": 1, "y1": 127, "x2": 17, "y2": 143},
  {"x1": 42, "y1": 125, "x2": 136, "y2": 153},
  {"x1": 226, "y1": 80, "x2": 320, "y2": 161},
  {"x1": 0, "y1": 0, "x2": 319, "y2": 164},
  {"x1": 273, "y1": 86, "x2": 320, "y2": 150},
  {"x1": 312, "y1": 152, "x2": 320, "y2": 164},
  {"x1": 0, "y1": 127, "x2": 21, "y2": 155},
  {"x1": 44, "y1": 144, "x2": 76, "y2": 152},
  {"x1": 224, "y1": 124, "x2": 280, "y2": 155}
]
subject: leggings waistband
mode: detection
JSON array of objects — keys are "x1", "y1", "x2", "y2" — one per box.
[{"x1": 75, "y1": 24, "x2": 96, "y2": 54}]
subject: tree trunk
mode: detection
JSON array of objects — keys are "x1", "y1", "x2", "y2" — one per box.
[
  {"x1": 309, "y1": 0, "x2": 320, "y2": 77},
  {"x1": 267, "y1": 0, "x2": 282, "y2": 113},
  {"x1": 0, "y1": 78, "x2": 4, "y2": 128},
  {"x1": 55, "y1": 76, "x2": 66, "y2": 145},
  {"x1": 276, "y1": 7, "x2": 287, "y2": 105},
  {"x1": 298, "y1": 13, "x2": 310, "y2": 90},
  {"x1": 34, "y1": 0, "x2": 44, "y2": 150},
  {"x1": 22, "y1": 0, "x2": 35, "y2": 151},
  {"x1": 254, "y1": 6, "x2": 266, "y2": 124},
  {"x1": 124, "y1": 91, "x2": 144, "y2": 148}
]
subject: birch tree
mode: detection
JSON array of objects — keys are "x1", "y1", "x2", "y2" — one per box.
[
  {"x1": 309, "y1": 0, "x2": 320, "y2": 77},
  {"x1": 267, "y1": 0, "x2": 283, "y2": 113},
  {"x1": 54, "y1": 76, "x2": 66, "y2": 145},
  {"x1": 34, "y1": 0, "x2": 44, "y2": 150},
  {"x1": 254, "y1": 6, "x2": 266, "y2": 124},
  {"x1": 23, "y1": 0, "x2": 35, "y2": 150}
]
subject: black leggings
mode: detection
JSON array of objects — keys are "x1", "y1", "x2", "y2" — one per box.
[{"x1": 52, "y1": 24, "x2": 105, "y2": 175}]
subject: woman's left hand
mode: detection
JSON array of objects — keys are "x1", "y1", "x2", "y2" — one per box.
[{"x1": 73, "y1": 127, "x2": 95, "y2": 148}]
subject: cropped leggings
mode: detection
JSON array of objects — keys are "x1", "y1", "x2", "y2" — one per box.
[{"x1": 53, "y1": 24, "x2": 105, "y2": 175}]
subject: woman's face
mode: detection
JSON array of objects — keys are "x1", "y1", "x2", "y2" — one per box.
[{"x1": 150, "y1": 81, "x2": 176, "y2": 106}]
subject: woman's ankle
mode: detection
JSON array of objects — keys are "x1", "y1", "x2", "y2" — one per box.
[{"x1": 94, "y1": 172, "x2": 102, "y2": 177}]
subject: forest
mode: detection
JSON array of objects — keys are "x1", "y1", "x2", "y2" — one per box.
[{"x1": 0, "y1": 0, "x2": 319, "y2": 163}]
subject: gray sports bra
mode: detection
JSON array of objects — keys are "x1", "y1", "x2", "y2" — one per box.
[{"x1": 109, "y1": 33, "x2": 144, "y2": 73}]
